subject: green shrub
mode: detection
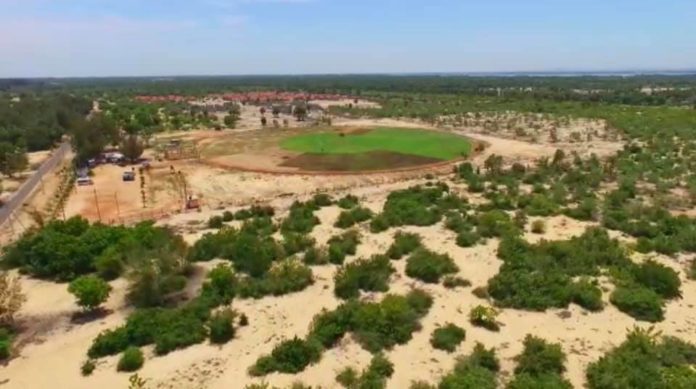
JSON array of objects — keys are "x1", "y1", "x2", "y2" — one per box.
[
  {"x1": 437, "y1": 345, "x2": 499, "y2": 389},
  {"x1": 430, "y1": 324, "x2": 466, "y2": 352},
  {"x1": 327, "y1": 231, "x2": 361, "y2": 265},
  {"x1": 383, "y1": 232, "x2": 420, "y2": 260},
  {"x1": 117, "y1": 347, "x2": 144, "y2": 372},
  {"x1": 239, "y1": 313, "x2": 249, "y2": 326},
  {"x1": 250, "y1": 337, "x2": 322, "y2": 376},
  {"x1": 187, "y1": 228, "x2": 236, "y2": 262},
  {"x1": 303, "y1": 246, "x2": 329, "y2": 266},
  {"x1": 469, "y1": 305, "x2": 500, "y2": 331},
  {"x1": 507, "y1": 373, "x2": 573, "y2": 389},
  {"x1": 335, "y1": 207, "x2": 373, "y2": 229},
  {"x1": 153, "y1": 311, "x2": 207, "y2": 355},
  {"x1": 307, "y1": 290, "x2": 432, "y2": 357},
  {"x1": 224, "y1": 231, "x2": 280, "y2": 278},
  {"x1": 68, "y1": 275, "x2": 112, "y2": 311},
  {"x1": 610, "y1": 285, "x2": 665, "y2": 322},
  {"x1": 476, "y1": 210, "x2": 518, "y2": 238},
  {"x1": 89, "y1": 327, "x2": 130, "y2": 358},
  {"x1": 312, "y1": 193, "x2": 334, "y2": 207},
  {"x1": 570, "y1": 278, "x2": 604, "y2": 311},
  {"x1": 405, "y1": 249, "x2": 459, "y2": 283},
  {"x1": 81, "y1": 359, "x2": 96, "y2": 376},
  {"x1": 371, "y1": 185, "x2": 448, "y2": 231},
  {"x1": 207, "y1": 216, "x2": 224, "y2": 229},
  {"x1": 530, "y1": 220, "x2": 546, "y2": 234},
  {"x1": 222, "y1": 211, "x2": 234, "y2": 222},
  {"x1": 334, "y1": 255, "x2": 395, "y2": 299},
  {"x1": 514, "y1": 335, "x2": 566, "y2": 376},
  {"x1": 209, "y1": 309, "x2": 236, "y2": 344},
  {"x1": 632, "y1": 259, "x2": 681, "y2": 299},
  {"x1": 238, "y1": 259, "x2": 314, "y2": 298},
  {"x1": 338, "y1": 195, "x2": 359, "y2": 209},
  {"x1": 282, "y1": 232, "x2": 316, "y2": 256},
  {"x1": 281, "y1": 201, "x2": 320, "y2": 234},
  {"x1": 200, "y1": 263, "x2": 237, "y2": 305},
  {"x1": 586, "y1": 328, "x2": 696, "y2": 389},
  {"x1": 94, "y1": 249, "x2": 124, "y2": 280},
  {"x1": 443, "y1": 276, "x2": 471, "y2": 289},
  {"x1": 472, "y1": 286, "x2": 489, "y2": 299},
  {"x1": 456, "y1": 230, "x2": 481, "y2": 248},
  {"x1": 337, "y1": 354, "x2": 394, "y2": 388}
]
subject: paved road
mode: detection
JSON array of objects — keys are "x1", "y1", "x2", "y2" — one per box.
[{"x1": 0, "y1": 141, "x2": 71, "y2": 227}]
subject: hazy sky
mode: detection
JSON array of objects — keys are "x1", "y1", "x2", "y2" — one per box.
[{"x1": 2, "y1": 0, "x2": 696, "y2": 77}]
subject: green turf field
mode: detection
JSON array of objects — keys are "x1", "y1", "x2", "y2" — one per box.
[{"x1": 280, "y1": 127, "x2": 472, "y2": 160}]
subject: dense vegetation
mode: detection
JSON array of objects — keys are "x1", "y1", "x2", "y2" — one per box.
[{"x1": 586, "y1": 328, "x2": 696, "y2": 389}]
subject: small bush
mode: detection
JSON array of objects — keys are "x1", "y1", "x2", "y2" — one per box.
[
  {"x1": 456, "y1": 230, "x2": 481, "y2": 248},
  {"x1": 387, "y1": 232, "x2": 422, "y2": 260},
  {"x1": 117, "y1": 347, "x2": 144, "y2": 372},
  {"x1": 632, "y1": 259, "x2": 681, "y2": 299},
  {"x1": 282, "y1": 232, "x2": 316, "y2": 256},
  {"x1": 200, "y1": 263, "x2": 237, "y2": 306},
  {"x1": 530, "y1": 220, "x2": 546, "y2": 234},
  {"x1": 514, "y1": 335, "x2": 566, "y2": 376},
  {"x1": 405, "y1": 249, "x2": 459, "y2": 283},
  {"x1": 303, "y1": 246, "x2": 329, "y2": 266},
  {"x1": 443, "y1": 276, "x2": 471, "y2": 289},
  {"x1": 571, "y1": 278, "x2": 604, "y2": 311},
  {"x1": 337, "y1": 354, "x2": 394, "y2": 388},
  {"x1": 430, "y1": 323, "x2": 466, "y2": 352},
  {"x1": 312, "y1": 193, "x2": 334, "y2": 207},
  {"x1": 334, "y1": 255, "x2": 395, "y2": 299},
  {"x1": 335, "y1": 207, "x2": 373, "y2": 229},
  {"x1": 239, "y1": 313, "x2": 249, "y2": 326},
  {"x1": 209, "y1": 309, "x2": 236, "y2": 344},
  {"x1": 68, "y1": 275, "x2": 112, "y2": 311},
  {"x1": 222, "y1": 211, "x2": 234, "y2": 222},
  {"x1": 472, "y1": 286, "x2": 490, "y2": 299},
  {"x1": 250, "y1": 337, "x2": 322, "y2": 376},
  {"x1": 327, "y1": 231, "x2": 361, "y2": 265},
  {"x1": 81, "y1": 359, "x2": 96, "y2": 376},
  {"x1": 238, "y1": 259, "x2": 314, "y2": 298},
  {"x1": 610, "y1": 285, "x2": 665, "y2": 322},
  {"x1": 507, "y1": 372, "x2": 573, "y2": 389},
  {"x1": 469, "y1": 305, "x2": 500, "y2": 331},
  {"x1": 468, "y1": 343, "x2": 500, "y2": 372},
  {"x1": 89, "y1": 327, "x2": 130, "y2": 358},
  {"x1": 207, "y1": 216, "x2": 224, "y2": 229},
  {"x1": 437, "y1": 344, "x2": 499, "y2": 389},
  {"x1": 338, "y1": 195, "x2": 359, "y2": 209}
]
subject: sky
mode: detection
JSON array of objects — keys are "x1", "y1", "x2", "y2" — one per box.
[{"x1": 1, "y1": 0, "x2": 696, "y2": 77}]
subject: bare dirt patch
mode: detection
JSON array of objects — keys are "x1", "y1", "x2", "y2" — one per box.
[{"x1": 281, "y1": 151, "x2": 442, "y2": 172}]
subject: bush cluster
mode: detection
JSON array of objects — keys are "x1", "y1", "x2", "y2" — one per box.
[
  {"x1": 237, "y1": 259, "x2": 314, "y2": 299},
  {"x1": 586, "y1": 328, "x2": 696, "y2": 389},
  {"x1": 369, "y1": 185, "x2": 452, "y2": 232},
  {"x1": 249, "y1": 337, "x2": 322, "y2": 376},
  {"x1": 337, "y1": 195, "x2": 360, "y2": 209},
  {"x1": 328, "y1": 230, "x2": 361, "y2": 265},
  {"x1": 507, "y1": 335, "x2": 572, "y2": 389},
  {"x1": 2, "y1": 217, "x2": 185, "y2": 282},
  {"x1": 443, "y1": 276, "x2": 471, "y2": 289},
  {"x1": 430, "y1": 323, "x2": 466, "y2": 352},
  {"x1": 334, "y1": 255, "x2": 395, "y2": 299},
  {"x1": 234, "y1": 205, "x2": 275, "y2": 221},
  {"x1": 335, "y1": 207, "x2": 374, "y2": 229},
  {"x1": 209, "y1": 309, "x2": 236, "y2": 344},
  {"x1": 436, "y1": 343, "x2": 500, "y2": 389},
  {"x1": 336, "y1": 354, "x2": 394, "y2": 389},
  {"x1": 487, "y1": 227, "x2": 675, "y2": 320},
  {"x1": 252, "y1": 291, "x2": 434, "y2": 377},
  {"x1": 405, "y1": 248, "x2": 459, "y2": 283},
  {"x1": 281, "y1": 201, "x2": 321, "y2": 234},
  {"x1": 386, "y1": 232, "x2": 422, "y2": 260}
]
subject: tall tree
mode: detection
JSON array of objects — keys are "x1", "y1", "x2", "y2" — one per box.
[
  {"x1": 0, "y1": 142, "x2": 28, "y2": 177},
  {"x1": 120, "y1": 135, "x2": 145, "y2": 162}
]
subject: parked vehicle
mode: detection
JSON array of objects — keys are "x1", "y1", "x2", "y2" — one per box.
[
  {"x1": 122, "y1": 171, "x2": 135, "y2": 181},
  {"x1": 76, "y1": 176, "x2": 93, "y2": 186}
]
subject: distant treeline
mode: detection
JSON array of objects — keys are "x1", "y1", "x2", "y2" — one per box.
[{"x1": 2, "y1": 74, "x2": 696, "y2": 106}]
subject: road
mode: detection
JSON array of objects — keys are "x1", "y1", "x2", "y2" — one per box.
[{"x1": 0, "y1": 141, "x2": 72, "y2": 227}]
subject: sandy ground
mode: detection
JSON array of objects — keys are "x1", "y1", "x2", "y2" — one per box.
[
  {"x1": 0, "y1": 114, "x2": 650, "y2": 388},
  {"x1": 4, "y1": 188, "x2": 696, "y2": 389}
]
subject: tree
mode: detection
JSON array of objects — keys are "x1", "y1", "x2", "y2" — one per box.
[
  {"x1": 0, "y1": 142, "x2": 28, "y2": 177},
  {"x1": 120, "y1": 135, "x2": 144, "y2": 163},
  {"x1": 68, "y1": 275, "x2": 112, "y2": 311},
  {"x1": 0, "y1": 272, "x2": 25, "y2": 326},
  {"x1": 293, "y1": 105, "x2": 308, "y2": 121}
]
